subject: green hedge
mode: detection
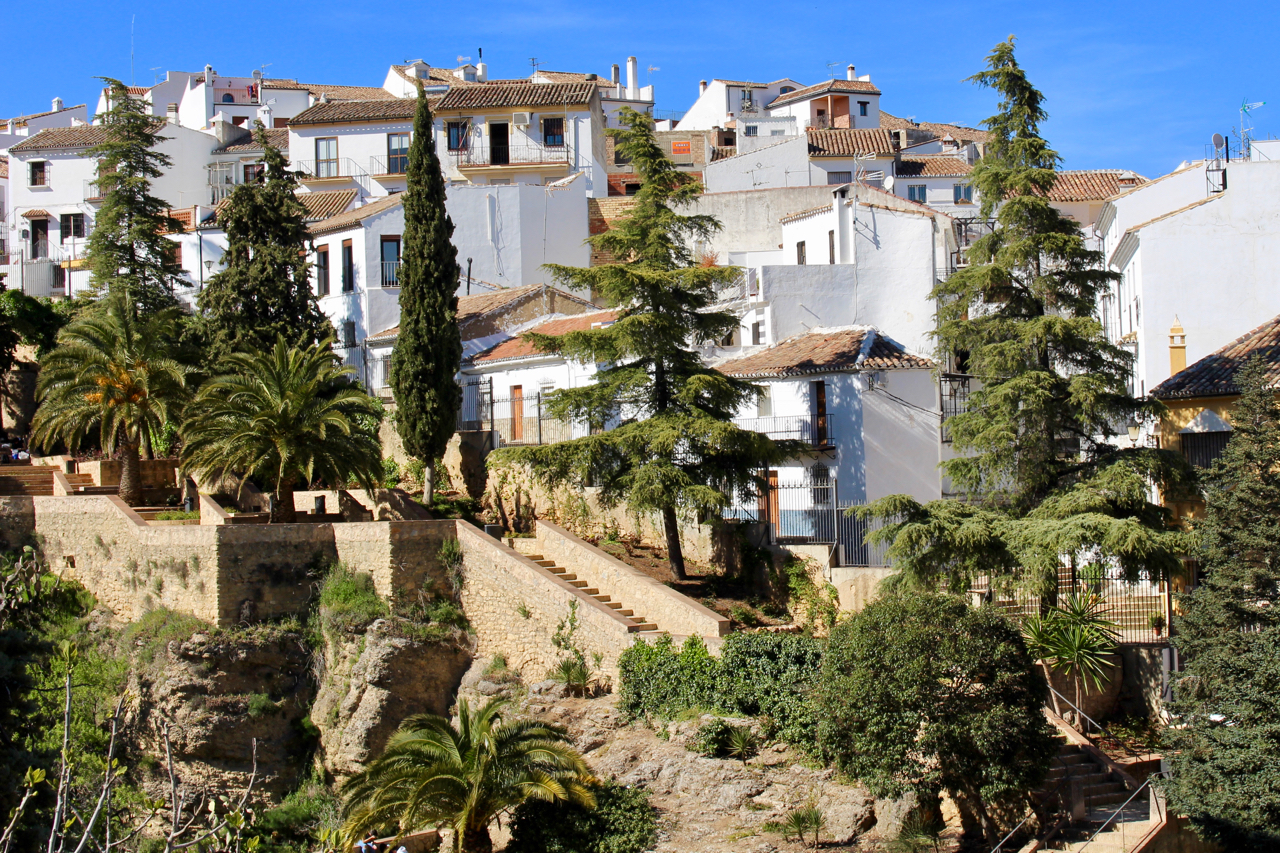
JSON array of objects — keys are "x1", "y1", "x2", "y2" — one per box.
[{"x1": 507, "y1": 782, "x2": 656, "y2": 853}]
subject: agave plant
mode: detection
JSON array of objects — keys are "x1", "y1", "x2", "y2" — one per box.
[
  {"x1": 1022, "y1": 592, "x2": 1120, "y2": 719},
  {"x1": 725, "y1": 725, "x2": 759, "y2": 765},
  {"x1": 782, "y1": 806, "x2": 826, "y2": 849}
]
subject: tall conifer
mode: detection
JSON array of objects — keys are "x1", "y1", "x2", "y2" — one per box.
[
  {"x1": 85, "y1": 79, "x2": 183, "y2": 315},
  {"x1": 389, "y1": 84, "x2": 462, "y2": 494},
  {"x1": 198, "y1": 122, "x2": 330, "y2": 360}
]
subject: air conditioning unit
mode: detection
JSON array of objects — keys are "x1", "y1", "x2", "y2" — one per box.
[{"x1": 512, "y1": 111, "x2": 531, "y2": 127}]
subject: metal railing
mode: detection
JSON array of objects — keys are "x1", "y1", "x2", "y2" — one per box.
[
  {"x1": 732, "y1": 414, "x2": 834, "y2": 447},
  {"x1": 1075, "y1": 772, "x2": 1167, "y2": 852},
  {"x1": 294, "y1": 158, "x2": 367, "y2": 180},
  {"x1": 369, "y1": 155, "x2": 407, "y2": 176},
  {"x1": 454, "y1": 379, "x2": 574, "y2": 446},
  {"x1": 449, "y1": 141, "x2": 570, "y2": 168},
  {"x1": 940, "y1": 374, "x2": 970, "y2": 444},
  {"x1": 381, "y1": 261, "x2": 402, "y2": 288},
  {"x1": 973, "y1": 568, "x2": 1168, "y2": 644},
  {"x1": 84, "y1": 179, "x2": 109, "y2": 201}
]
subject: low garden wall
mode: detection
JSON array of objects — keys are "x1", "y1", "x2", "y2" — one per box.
[
  {"x1": 532, "y1": 521, "x2": 729, "y2": 639},
  {"x1": 456, "y1": 522, "x2": 644, "y2": 684}
]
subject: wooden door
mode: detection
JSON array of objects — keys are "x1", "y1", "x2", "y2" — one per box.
[
  {"x1": 510, "y1": 385, "x2": 523, "y2": 441},
  {"x1": 757, "y1": 469, "x2": 780, "y2": 529},
  {"x1": 812, "y1": 380, "x2": 828, "y2": 446}
]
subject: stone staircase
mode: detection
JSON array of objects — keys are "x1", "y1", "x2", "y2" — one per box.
[
  {"x1": 0, "y1": 463, "x2": 115, "y2": 497},
  {"x1": 1034, "y1": 740, "x2": 1154, "y2": 852},
  {"x1": 525, "y1": 552, "x2": 662, "y2": 633}
]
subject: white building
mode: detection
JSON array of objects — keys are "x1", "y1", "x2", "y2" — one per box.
[{"x1": 676, "y1": 77, "x2": 804, "y2": 132}]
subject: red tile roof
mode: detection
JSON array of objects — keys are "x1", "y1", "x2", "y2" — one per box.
[
  {"x1": 471, "y1": 310, "x2": 619, "y2": 363},
  {"x1": 300, "y1": 189, "x2": 359, "y2": 221},
  {"x1": 308, "y1": 193, "x2": 402, "y2": 236},
  {"x1": 896, "y1": 156, "x2": 973, "y2": 177},
  {"x1": 9, "y1": 124, "x2": 117, "y2": 152},
  {"x1": 1152, "y1": 315, "x2": 1280, "y2": 399},
  {"x1": 436, "y1": 82, "x2": 597, "y2": 111},
  {"x1": 288, "y1": 98, "x2": 429, "y2": 126},
  {"x1": 369, "y1": 283, "x2": 592, "y2": 342},
  {"x1": 716, "y1": 327, "x2": 932, "y2": 377},
  {"x1": 767, "y1": 79, "x2": 881, "y2": 109},
  {"x1": 1045, "y1": 169, "x2": 1148, "y2": 203},
  {"x1": 878, "y1": 112, "x2": 991, "y2": 145},
  {"x1": 261, "y1": 80, "x2": 396, "y2": 101},
  {"x1": 806, "y1": 128, "x2": 897, "y2": 157},
  {"x1": 21, "y1": 209, "x2": 49, "y2": 218},
  {"x1": 212, "y1": 128, "x2": 289, "y2": 153},
  {"x1": 0, "y1": 157, "x2": 7, "y2": 180},
  {"x1": 391, "y1": 65, "x2": 463, "y2": 84}
]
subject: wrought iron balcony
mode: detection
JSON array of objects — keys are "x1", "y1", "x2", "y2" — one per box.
[
  {"x1": 448, "y1": 141, "x2": 570, "y2": 168},
  {"x1": 733, "y1": 415, "x2": 834, "y2": 448},
  {"x1": 293, "y1": 158, "x2": 367, "y2": 181},
  {"x1": 369, "y1": 155, "x2": 408, "y2": 177}
]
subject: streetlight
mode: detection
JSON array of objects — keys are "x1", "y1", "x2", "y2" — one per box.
[{"x1": 1126, "y1": 419, "x2": 1141, "y2": 446}]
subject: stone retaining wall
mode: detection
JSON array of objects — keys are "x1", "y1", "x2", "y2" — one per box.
[
  {"x1": 457, "y1": 523, "x2": 642, "y2": 683},
  {"x1": 532, "y1": 521, "x2": 729, "y2": 639}
]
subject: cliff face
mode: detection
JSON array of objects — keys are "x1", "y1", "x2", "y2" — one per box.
[{"x1": 311, "y1": 618, "x2": 472, "y2": 779}]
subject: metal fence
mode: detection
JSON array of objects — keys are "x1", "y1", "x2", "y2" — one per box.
[
  {"x1": 732, "y1": 414, "x2": 832, "y2": 447},
  {"x1": 455, "y1": 379, "x2": 573, "y2": 446},
  {"x1": 969, "y1": 568, "x2": 1167, "y2": 643}
]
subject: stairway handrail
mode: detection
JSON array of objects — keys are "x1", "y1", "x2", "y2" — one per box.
[
  {"x1": 990, "y1": 752, "x2": 1073, "y2": 852},
  {"x1": 1048, "y1": 686, "x2": 1145, "y2": 760},
  {"x1": 1075, "y1": 770, "x2": 1170, "y2": 852}
]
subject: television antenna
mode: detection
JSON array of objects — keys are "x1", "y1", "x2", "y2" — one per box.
[
  {"x1": 529, "y1": 57, "x2": 540, "y2": 75},
  {"x1": 647, "y1": 65, "x2": 659, "y2": 85},
  {"x1": 1241, "y1": 99, "x2": 1266, "y2": 156},
  {"x1": 259, "y1": 63, "x2": 272, "y2": 78},
  {"x1": 825, "y1": 61, "x2": 840, "y2": 79},
  {"x1": 150, "y1": 67, "x2": 162, "y2": 84}
]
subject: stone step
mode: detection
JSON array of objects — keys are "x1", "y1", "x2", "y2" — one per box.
[
  {"x1": 567, "y1": 579, "x2": 588, "y2": 589},
  {"x1": 525, "y1": 554, "x2": 544, "y2": 560},
  {"x1": 616, "y1": 609, "x2": 634, "y2": 617},
  {"x1": 534, "y1": 559, "x2": 557, "y2": 568},
  {"x1": 556, "y1": 572, "x2": 577, "y2": 581},
  {"x1": 1087, "y1": 790, "x2": 1133, "y2": 808},
  {"x1": 630, "y1": 622, "x2": 658, "y2": 631},
  {"x1": 592, "y1": 594, "x2": 612, "y2": 603},
  {"x1": 604, "y1": 601, "x2": 623, "y2": 610},
  {"x1": 580, "y1": 588, "x2": 599, "y2": 596}
]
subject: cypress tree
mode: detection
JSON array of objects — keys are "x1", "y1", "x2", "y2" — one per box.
[
  {"x1": 389, "y1": 83, "x2": 463, "y2": 495},
  {"x1": 1165, "y1": 358, "x2": 1280, "y2": 850},
  {"x1": 198, "y1": 121, "x2": 330, "y2": 360},
  {"x1": 85, "y1": 79, "x2": 184, "y2": 316},
  {"x1": 862, "y1": 38, "x2": 1189, "y2": 593},
  {"x1": 493, "y1": 108, "x2": 792, "y2": 579}
]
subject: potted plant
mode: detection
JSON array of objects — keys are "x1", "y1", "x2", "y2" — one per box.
[{"x1": 1149, "y1": 613, "x2": 1167, "y2": 638}]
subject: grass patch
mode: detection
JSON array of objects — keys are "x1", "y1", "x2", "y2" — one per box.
[
  {"x1": 152, "y1": 510, "x2": 200, "y2": 521},
  {"x1": 317, "y1": 564, "x2": 388, "y2": 636}
]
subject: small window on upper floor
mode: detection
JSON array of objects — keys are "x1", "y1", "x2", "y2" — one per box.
[
  {"x1": 720, "y1": 326, "x2": 738, "y2": 347},
  {"x1": 447, "y1": 121, "x2": 470, "y2": 151},
  {"x1": 743, "y1": 125, "x2": 758, "y2": 137},
  {"x1": 796, "y1": 241, "x2": 807, "y2": 266},
  {"x1": 757, "y1": 386, "x2": 772, "y2": 417},
  {"x1": 953, "y1": 184, "x2": 974, "y2": 204},
  {"x1": 751, "y1": 321, "x2": 764, "y2": 346},
  {"x1": 29, "y1": 161, "x2": 47, "y2": 187},
  {"x1": 222, "y1": 93, "x2": 235, "y2": 103},
  {"x1": 771, "y1": 129, "x2": 786, "y2": 136},
  {"x1": 858, "y1": 101, "x2": 869, "y2": 117},
  {"x1": 908, "y1": 184, "x2": 927, "y2": 203},
  {"x1": 827, "y1": 171, "x2": 852, "y2": 185},
  {"x1": 779, "y1": 86, "x2": 795, "y2": 95},
  {"x1": 542, "y1": 117, "x2": 565, "y2": 147}
]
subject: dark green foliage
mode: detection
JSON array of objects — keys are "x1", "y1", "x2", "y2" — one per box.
[
  {"x1": 617, "y1": 634, "x2": 724, "y2": 717},
  {"x1": 817, "y1": 593, "x2": 1056, "y2": 844},
  {"x1": 85, "y1": 79, "x2": 184, "y2": 315},
  {"x1": 253, "y1": 773, "x2": 339, "y2": 853},
  {"x1": 860, "y1": 38, "x2": 1188, "y2": 594},
  {"x1": 492, "y1": 108, "x2": 796, "y2": 578},
  {"x1": 0, "y1": 291, "x2": 67, "y2": 375},
  {"x1": 1166, "y1": 359, "x2": 1280, "y2": 850},
  {"x1": 507, "y1": 781, "x2": 657, "y2": 853},
  {"x1": 692, "y1": 718, "x2": 756, "y2": 762},
  {"x1": 198, "y1": 122, "x2": 331, "y2": 361},
  {"x1": 390, "y1": 85, "x2": 462, "y2": 482}
]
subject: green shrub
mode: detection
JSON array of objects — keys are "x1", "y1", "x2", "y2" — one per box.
[
  {"x1": 549, "y1": 656, "x2": 593, "y2": 696},
  {"x1": 404, "y1": 458, "x2": 426, "y2": 484},
  {"x1": 153, "y1": 510, "x2": 200, "y2": 521},
  {"x1": 728, "y1": 603, "x2": 762, "y2": 626},
  {"x1": 692, "y1": 718, "x2": 735, "y2": 756},
  {"x1": 246, "y1": 693, "x2": 277, "y2": 717},
  {"x1": 507, "y1": 781, "x2": 657, "y2": 853},
  {"x1": 253, "y1": 772, "x2": 339, "y2": 853},
  {"x1": 317, "y1": 564, "x2": 387, "y2": 634},
  {"x1": 381, "y1": 457, "x2": 402, "y2": 488},
  {"x1": 617, "y1": 634, "x2": 725, "y2": 718}
]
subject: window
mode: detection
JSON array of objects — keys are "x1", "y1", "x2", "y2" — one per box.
[
  {"x1": 316, "y1": 247, "x2": 330, "y2": 296},
  {"x1": 751, "y1": 321, "x2": 764, "y2": 346},
  {"x1": 827, "y1": 171, "x2": 852, "y2": 185},
  {"x1": 342, "y1": 321, "x2": 356, "y2": 348},
  {"x1": 315, "y1": 138, "x2": 339, "y2": 178},
  {"x1": 907, "y1": 184, "x2": 927, "y2": 203},
  {"x1": 231, "y1": 116, "x2": 247, "y2": 127},
  {"x1": 771, "y1": 129, "x2": 786, "y2": 136},
  {"x1": 243, "y1": 163, "x2": 264, "y2": 183},
  {"x1": 720, "y1": 327, "x2": 738, "y2": 346},
  {"x1": 542, "y1": 117, "x2": 564, "y2": 147},
  {"x1": 341, "y1": 239, "x2": 354, "y2": 292},
  {"x1": 671, "y1": 140, "x2": 691, "y2": 156},
  {"x1": 59, "y1": 213, "x2": 85, "y2": 242},
  {"x1": 811, "y1": 380, "x2": 828, "y2": 445},
  {"x1": 1183, "y1": 431, "x2": 1231, "y2": 469},
  {"x1": 757, "y1": 386, "x2": 772, "y2": 417},
  {"x1": 810, "y1": 464, "x2": 832, "y2": 506},
  {"x1": 381, "y1": 236, "x2": 401, "y2": 287},
  {"x1": 953, "y1": 183, "x2": 973, "y2": 204},
  {"x1": 743, "y1": 125, "x2": 758, "y2": 137},
  {"x1": 624, "y1": 183, "x2": 641, "y2": 196},
  {"x1": 796, "y1": 241, "x2": 806, "y2": 265},
  {"x1": 221, "y1": 93, "x2": 235, "y2": 103},
  {"x1": 273, "y1": 117, "x2": 289, "y2": 128},
  {"x1": 613, "y1": 144, "x2": 632, "y2": 166},
  {"x1": 778, "y1": 86, "x2": 796, "y2": 95},
  {"x1": 29, "y1": 161, "x2": 47, "y2": 187},
  {"x1": 447, "y1": 121, "x2": 470, "y2": 151},
  {"x1": 828, "y1": 230, "x2": 835, "y2": 264},
  {"x1": 386, "y1": 132, "x2": 410, "y2": 173},
  {"x1": 163, "y1": 240, "x2": 181, "y2": 268},
  {"x1": 858, "y1": 101, "x2": 869, "y2": 117}
]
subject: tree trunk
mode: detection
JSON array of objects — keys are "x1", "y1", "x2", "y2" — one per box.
[
  {"x1": 141, "y1": 426, "x2": 153, "y2": 461},
  {"x1": 423, "y1": 459, "x2": 435, "y2": 499},
  {"x1": 1043, "y1": 661, "x2": 1061, "y2": 717},
  {"x1": 118, "y1": 438, "x2": 142, "y2": 507},
  {"x1": 270, "y1": 484, "x2": 297, "y2": 523},
  {"x1": 663, "y1": 506, "x2": 687, "y2": 581},
  {"x1": 459, "y1": 825, "x2": 492, "y2": 853}
]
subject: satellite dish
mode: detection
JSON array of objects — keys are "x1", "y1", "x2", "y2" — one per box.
[
  {"x1": 884, "y1": 174, "x2": 895, "y2": 191},
  {"x1": 1212, "y1": 132, "x2": 1225, "y2": 151}
]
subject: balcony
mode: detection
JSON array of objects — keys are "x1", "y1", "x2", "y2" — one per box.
[
  {"x1": 84, "y1": 180, "x2": 109, "y2": 202},
  {"x1": 448, "y1": 141, "x2": 570, "y2": 169},
  {"x1": 733, "y1": 415, "x2": 834, "y2": 448},
  {"x1": 369, "y1": 155, "x2": 408, "y2": 178},
  {"x1": 381, "y1": 261, "x2": 402, "y2": 288},
  {"x1": 293, "y1": 158, "x2": 367, "y2": 182}
]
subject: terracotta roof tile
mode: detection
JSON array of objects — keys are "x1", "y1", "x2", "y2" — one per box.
[
  {"x1": 806, "y1": 127, "x2": 897, "y2": 157},
  {"x1": 716, "y1": 327, "x2": 932, "y2": 377},
  {"x1": 1, "y1": 103, "x2": 86, "y2": 125},
  {"x1": 21, "y1": 209, "x2": 49, "y2": 218},
  {"x1": 1045, "y1": 169, "x2": 1147, "y2": 203},
  {"x1": 767, "y1": 79, "x2": 880, "y2": 109},
  {"x1": 308, "y1": 193, "x2": 402, "y2": 236},
  {"x1": 878, "y1": 112, "x2": 990, "y2": 145},
  {"x1": 368, "y1": 283, "x2": 582, "y2": 342},
  {"x1": 896, "y1": 155, "x2": 973, "y2": 177},
  {"x1": 436, "y1": 81, "x2": 596, "y2": 111},
  {"x1": 712, "y1": 79, "x2": 770, "y2": 89},
  {"x1": 0, "y1": 157, "x2": 7, "y2": 180},
  {"x1": 535, "y1": 70, "x2": 613, "y2": 89},
  {"x1": 212, "y1": 128, "x2": 289, "y2": 153},
  {"x1": 1152, "y1": 315, "x2": 1280, "y2": 399},
  {"x1": 471, "y1": 310, "x2": 619, "y2": 363},
  {"x1": 9, "y1": 124, "x2": 119, "y2": 152},
  {"x1": 300, "y1": 189, "x2": 359, "y2": 221},
  {"x1": 288, "y1": 98, "x2": 429, "y2": 126},
  {"x1": 391, "y1": 65, "x2": 461, "y2": 84}
]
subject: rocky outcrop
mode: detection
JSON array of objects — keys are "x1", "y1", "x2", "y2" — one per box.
[
  {"x1": 126, "y1": 622, "x2": 316, "y2": 800},
  {"x1": 312, "y1": 619, "x2": 471, "y2": 778}
]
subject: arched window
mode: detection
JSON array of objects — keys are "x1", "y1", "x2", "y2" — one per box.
[
  {"x1": 221, "y1": 93, "x2": 235, "y2": 103},
  {"x1": 779, "y1": 86, "x2": 796, "y2": 95}
]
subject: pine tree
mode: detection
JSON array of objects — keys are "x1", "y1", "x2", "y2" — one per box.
[
  {"x1": 389, "y1": 83, "x2": 463, "y2": 495},
  {"x1": 197, "y1": 122, "x2": 330, "y2": 360},
  {"x1": 1165, "y1": 359, "x2": 1280, "y2": 850},
  {"x1": 861, "y1": 38, "x2": 1188, "y2": 593},
  {"x1": 85, "y1": 79, "x2": 184, "y2": 316},
  {"x1": 493, "y1": 108, "x2": 791, "y2": 579}
]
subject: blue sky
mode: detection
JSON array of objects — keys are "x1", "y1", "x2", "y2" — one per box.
[{"x1": 4, "y1": 0, "x2": 1277, "y2": 179}]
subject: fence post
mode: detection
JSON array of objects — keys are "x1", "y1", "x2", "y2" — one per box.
[
  {"x1": 832, "y1": 475, "x2": 840, "y2": 565},
  {"x1": 487, "y1": 377, "x2": 495, "y2": 432},
  {"x1": 537, "y1": 392, "x2": 543, "y2": 445}
]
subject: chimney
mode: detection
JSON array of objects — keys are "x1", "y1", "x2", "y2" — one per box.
[
  {"x1": 1169, "y1": 317, "x2": 1187, "y2": 375},
  {"x1": 699, "y1": 80, "x2": 708, "y2": 95},
  {"x1": 319, "y1": 92, "x2": 331, "y2": 104},
  {"x1": 585, "y1": 73, "x2": 597, "y2": 81},
  {"x1": 52, "y1": 97, "x2": 64, "y2": 112},
  {"x1": 6, "y1": 119, "x2": 15, "y2": 134},
  {"x1": 611, "y1": 64, "x2": 620, "y2": 86},
  {"x1": 846, "y1": 65, "x2": 856, "y2": 81},
  {"x1": 166, "y1": 103, "x2": 179, "y2": 126},
  {"x1": 626, "y1": 56, "x2": 638, "y2": 99},
  {"x1": 204, "y1": 64, "x2": 214, "y2": 82}
]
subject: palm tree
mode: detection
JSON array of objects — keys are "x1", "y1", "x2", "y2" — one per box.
[
  {"x1": 31, "y1": 295, "x2": 189, "y2": 506},
  {"x1": 339, "y1": 697, "x2": 596, "y2": 853},
  {"x1": 180, "y1": 336, "x2": 382, "y2": 523}
]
